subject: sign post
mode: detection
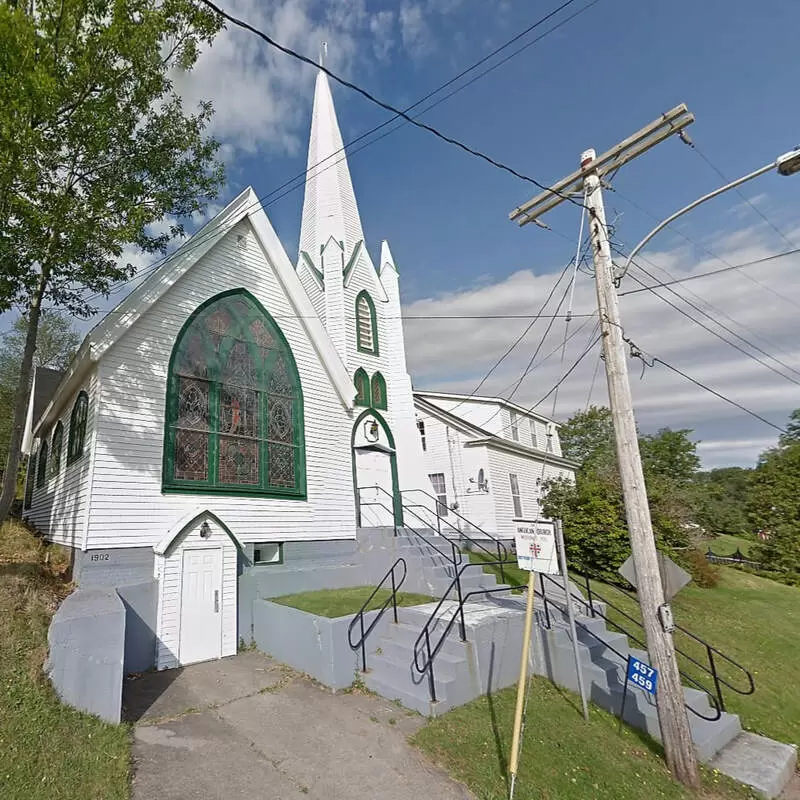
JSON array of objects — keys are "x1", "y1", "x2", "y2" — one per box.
[
  {"x1": 508, "y1": 521, "x2": 561, "y2": 799},
  {"x1": 555, "y1": 520, "x2": 589, "y2": 721}
]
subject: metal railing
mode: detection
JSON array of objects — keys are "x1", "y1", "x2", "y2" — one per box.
[
  {"x1": 347, "y1": 557, "x2": 407, "y2": 672},
  {"x1": 411, "y1": 559, "x2": 747, "y2": 722},
  {"x1": 574, "y1": 571, "x2": 755, "y2": 713},
  {"x1": 401, "y1": 488, "x2": 509, "y2": 552}
]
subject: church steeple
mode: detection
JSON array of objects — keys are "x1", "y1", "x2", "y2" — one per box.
[{"x1": 297, "y1": 61, "x2": 365, "y2": 271}]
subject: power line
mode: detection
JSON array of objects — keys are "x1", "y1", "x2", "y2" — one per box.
[
  {"x1": 612, "y1": 245, "x2": 800, "y2": 377},
  {"x1": 652, "y1": 358, "x2": 788, "y2": 435},
  {"x1": 618, "y1": 247, "x2": 800, "y2": 295},
  {"x1": 608, "y1": 319, "x2": 789, "y2": 436},
  {"x1": 619, "y1": 244, "x2": 800, "y2": 371},
  {"x1": 523, "y1": 327, "x2": 602, "y2": 415},
  {"x1": 618, "y1": 250, "x2": 800, "y2": 385},
  {"x1": 84, "y1": 1, "x2": 600, "y2": 308},
  {"x1": 688, "y1": 141, "x2": 796, "y2": 250},
  {"x1": 79, "y1": 309, "x2": 594, "y2": 322},
  {"x1": 198, "y1": 0, "x2": 590, "y2": 213},
  {"x1": 612, "y1": 185, "x2": 800, "y2": 313}
]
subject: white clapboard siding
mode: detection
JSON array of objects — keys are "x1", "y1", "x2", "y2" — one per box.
[
  {"x1": 155, "y1": 515, "x2": 239, "y2": 670},
  {"x1": 25, "y1": 370, "x2": 98, "y2": 549},
  {"x1": 486, "y1": 448, "x2": 572, "y2": 540},
  {"x1": 85, "y1": 218, "x2": 357, "y2": 550},
  {"x1": 342, "y1": 247, "x2": 429, "y2": 492}
]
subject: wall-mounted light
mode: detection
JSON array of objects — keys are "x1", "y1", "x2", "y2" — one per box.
[
  {"x1": 365, "y1": 420, "x2": 379, "y2": 442},
  {"x1": 200, "y1": 521, "x2": 211, "y2": 539}
]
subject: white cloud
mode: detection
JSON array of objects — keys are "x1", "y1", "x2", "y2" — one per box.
[
  {"x1": 173, "y1": 0, "x2": 391, "y2": 156},
  {"x1": 399, "y1": 1, "x2": 432, "y2": 58},
  {"x1": 402, "y1": 223, "x2": 800, "y2": 468},
  {"x1": 370, "y1": 10, "x2": 396, "y2": 62}
]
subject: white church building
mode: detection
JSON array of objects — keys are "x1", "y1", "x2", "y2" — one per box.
[{"x1": 22, "y1": 67, "x2": 574, "y2": 673}]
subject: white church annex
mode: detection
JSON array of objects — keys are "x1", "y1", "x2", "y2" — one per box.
[{"x1": 23, "y1": 68, "x2": 573, "y2": 674}]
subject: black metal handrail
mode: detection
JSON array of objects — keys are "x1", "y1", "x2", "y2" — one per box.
[
  {"x1": 573, "y1": 571, "x2": 755, "y2": 712},
  {"x1": 400, "y1": 487, "x2": 510, "y2": 560},
  {"x1": 347, "y1": 557, "x2": 408, "y2": 672},
  {"x1": 403, "y1": 499, "x2": 508, "y2": 581},
  {"x1": 411, "y1": 560, "x2": 724, "y2": 721}
]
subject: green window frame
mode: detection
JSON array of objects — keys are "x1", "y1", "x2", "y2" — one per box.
[
  {"x1": 355, "y1": 291, "x2": 378, "y2": 355},
  {"x1": 162, "y1": 289, "x2": 306, "y2": 499},
  {"x1": 36, "y1": 439, "x2": 48, "y2": 487},
  {"x1": 50, "y1": 421, "x2": 64, "y2": 477},
  {"x1": 67, "y1": 391, "x2": 88, "y2": 465},
  {"x1": 354, "y1": 368, "x2": 370, "y2": 407},
  {"x1": 371, "y1": 371, "x2": 387, "y2": 410}
]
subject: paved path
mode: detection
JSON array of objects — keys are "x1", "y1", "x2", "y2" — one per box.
[{"x1": 125, "y1": 652, "x2": 473, "y2": 800}]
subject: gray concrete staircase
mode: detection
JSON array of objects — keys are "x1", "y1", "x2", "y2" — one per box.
[{"x1": 358, "y1": 581, "x2": 794, "y2": 796}]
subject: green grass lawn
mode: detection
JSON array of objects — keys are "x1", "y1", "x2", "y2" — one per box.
[
  {"x1": 413, "y1": 677, "x2": 753, "y2": 800},
  {"x1": 0, "y1": 521, "x2": 131, "y2": 800},
  {"x1": 704, "y1": 535, "x2": 756, "y2": 558},
  {"x1": 469, "y1": 552, "x2": 799, "y2": 746},
  {"x1": 270, "y1": 586, "x2": 435, "y2": 618}
]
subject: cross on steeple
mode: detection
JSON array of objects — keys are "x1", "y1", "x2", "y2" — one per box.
[{"x1": 319, "y1": 41, "x2": 328, "y2": 68}]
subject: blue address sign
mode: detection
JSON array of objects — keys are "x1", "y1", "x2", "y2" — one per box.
[{"x1": 627, "y1": 657, "x2": 658, "y2": 695}]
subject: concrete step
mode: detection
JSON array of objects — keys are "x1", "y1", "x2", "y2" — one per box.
[
  {"x1": 690, "y1": 710, "x2": 742, "y2": 763},
  {"x1": 710, "y1": 732, "x2": 797, "y2": 798},
  {"x1": 363, "y1": 673, "x2": 452, "y2": 717},
  {"x1": 374, "y1": 620, "x2": 469, "y2": 660}
]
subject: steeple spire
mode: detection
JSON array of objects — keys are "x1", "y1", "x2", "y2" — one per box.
[{"x1": 297, "y1": 58, "x2": 365, "y2": 271}]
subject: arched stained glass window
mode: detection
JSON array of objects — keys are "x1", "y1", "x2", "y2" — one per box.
[
  {"x1": 50, "y1": 421, "x2": 64, "y2": 476},
  {"x1": 163, "y1": 290, "x2": 306, "y2": 498},
  {"x1": 371, "y1": 372, "x2": 387, "y2": 410},
  {"x1": 36, "y1": 439, "x2": 48, "y2": 487},
  {"x1": 354, "y1": 368, "x2": 370, "y2": 407},
  {"x1": 67, "y1": 391, "x2": 88, "y2": 464},
  {"x1": 355, "y1": 291, "x2": 378, "y2": 355}
]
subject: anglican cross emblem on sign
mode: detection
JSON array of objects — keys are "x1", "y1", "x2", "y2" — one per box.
[{"x1": 515, "y1": 521, "x2": 559, "y2": 574}]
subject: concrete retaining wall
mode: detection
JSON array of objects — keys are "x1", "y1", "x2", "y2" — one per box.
[
  {"x1": 46, "y1": 588, "x2": 126, "y2": 724},
  {"x1": 252, "y1": 600, "x2": 393, "y2": 690},
  {"x1": 116, "y1": 580, "x2": 158, "y2": 674}
]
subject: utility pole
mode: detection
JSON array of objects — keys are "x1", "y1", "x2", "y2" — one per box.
[{"x1": 508, "y1": 106, "x2": 700, "y2": 788}]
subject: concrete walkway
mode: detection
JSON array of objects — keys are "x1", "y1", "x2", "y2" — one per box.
[{"x1": 125, "y1": 652, "x2": 473, "y2": 800}]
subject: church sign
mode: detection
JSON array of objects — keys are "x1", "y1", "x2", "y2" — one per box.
[{"x1": 514, "y1": 521, "x2": 559, "y2": 574}]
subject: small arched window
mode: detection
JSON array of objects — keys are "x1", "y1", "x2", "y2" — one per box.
[
  {"x1": 67, "y1": 391, "x2": 89, "y2": 464},
  {"x1": 355, "y1": 291, "x2": 378, "y2": 355},
  {"x1": 36, "y1": 439, "x2": 48, "y2": 487},
  {"x1": 50, "y1": 421, "x2": 64, "y2": 477},
  {"x1": 163, "y1": 290, "x2": 306, "y2": 497},
  {"x1": 354, "y1": 368, "x2": 370, "y2": 406},
  {"x1": 371, "y1": 372, "x2": 387, "y2": 410}
]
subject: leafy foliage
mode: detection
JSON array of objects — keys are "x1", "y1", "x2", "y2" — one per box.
[
  {"x1": 0, "y1": 311, "x2": 79, "y2": 471},
  {"x1": 0, "y1": 0, "x2": 225, "y2": 520},
  {"x1": 747, "y1": 431, "x2": 800, "y2": 578},
  {"x1": 542, "y1": 407, "x2": 699, "y2": 583},
  {"x1": 691, "y1": 467, "x2": 752, "y2": 537}
]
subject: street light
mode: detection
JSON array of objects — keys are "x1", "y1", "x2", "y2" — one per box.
[{"x1": 620, "y1": 146, "x2": 800, "y2": 280}]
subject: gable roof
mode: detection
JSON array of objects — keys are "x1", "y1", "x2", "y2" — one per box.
[
  {"x1": 33, "y1": 188, "x2": 355, "y2": 435},
  {"x1": 413, "y1": 389, "x2": 559, "y2": 427},
  {"x1": 414, "y1": 394, "x2": 578, "y2": 470}
]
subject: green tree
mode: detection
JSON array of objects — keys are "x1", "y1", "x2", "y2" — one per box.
[
  {"x1": 691, "y1": 467, "x2": 752, "y2": 537},
  {"x1": 0, "y1": 0, "x2": 225, "y2": 521},
  {"x1": 748, "y1": 412, "x2": 800, "y2": 575},
  {"x1": 543, "y1": 407, "x2": 700, "y2": 580},
  {"x1": 558, "y1": 405, "x2": 615, "y2": 466},
  {"x1": 0, "y1": 311, "x2": 80, "y2": 467}
]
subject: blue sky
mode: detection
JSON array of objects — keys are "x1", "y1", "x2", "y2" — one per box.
[{"x1": 22, "y1": 0, "x2": 800, "y2": 467}]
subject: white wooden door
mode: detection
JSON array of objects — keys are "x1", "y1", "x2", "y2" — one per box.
[
  {"x1": 179, "y1": 547, "x2": 223, "y2": 665},
  {"x1": 356, "y1": 449, "x2": 395, "y2": 527}
]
